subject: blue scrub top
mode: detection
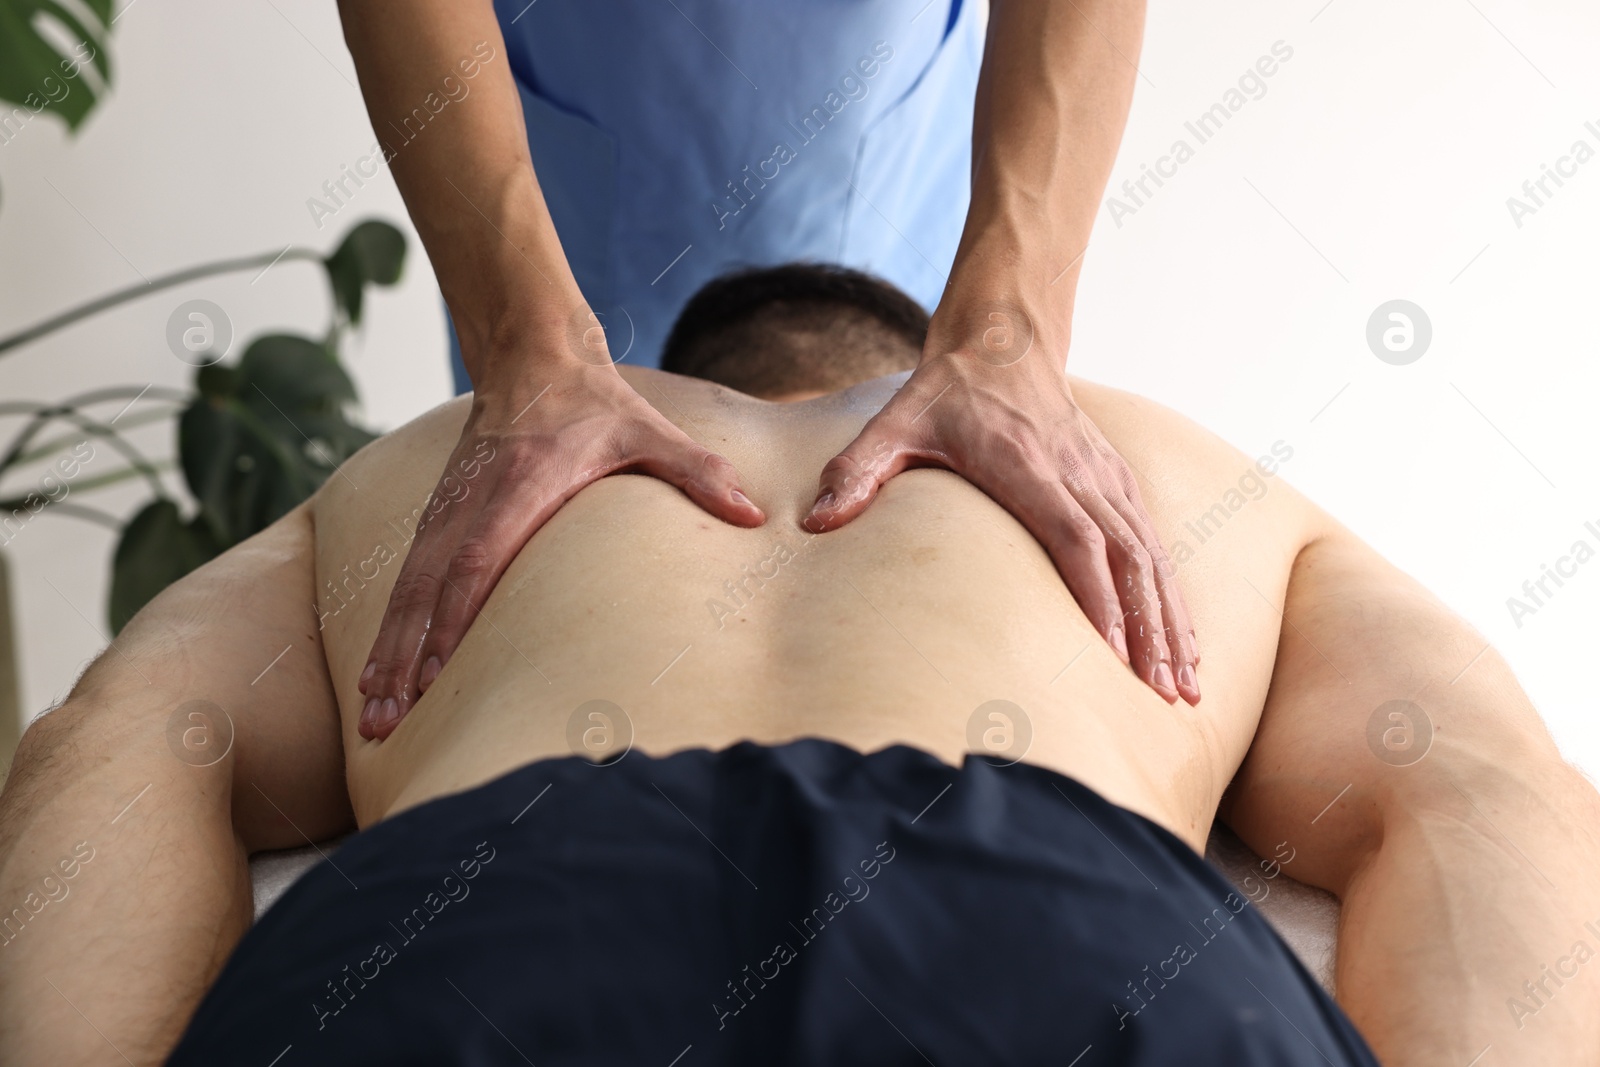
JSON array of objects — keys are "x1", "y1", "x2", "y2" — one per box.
[{"x1": 450, "y1": 0, "x2": 983, "y2": 392}]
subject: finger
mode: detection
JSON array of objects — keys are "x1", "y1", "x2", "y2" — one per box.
[
  {"x1": 626, "y1": 425, "x2": 765, "y2": 528},
  {"x1": 1149, "y1": 543, "x2": 1199, "y2": 705},
  {"x1": 1094, "y1": 466, "x2": 1198, "y2": 705},
  {"x1": 359, "y1": 556, "x2": 446, "y2": 741},
  {"x1": 1070, "y1": 488, "x2": 1177, "y2": 703},
  {"x1": 1093, "y1": 488, "x2": 1191, "y2": 704},
  {"x1": 802, "y1": 421, "x2": 919, "y2": 534},
  {"x1": 1106, "y1": 461, "x2": 1201, "y2": 698},
  {"x1": 358, "y1": 481, "x2": 477, "y2": 739},
  {"x1": 1028, "y1": 485, "x2": 1130, "y2": 661},
  {"x1": 414, "y1": 536, "x2": 502, "y2": 700},
  {"x1": 417, "y1": 475, "x2": 568, "y2": 693},
  {"x1": 1109, "y1": 460, "x2": 1199, "y2": 667}
]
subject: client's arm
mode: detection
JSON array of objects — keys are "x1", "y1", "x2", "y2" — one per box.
[
  {"x1": 0, "y1": 504, "x2": 352, "y2": 1065},
  {"x1": 1223, "y1": 528, "x2": 1600, "y2": 1064}
]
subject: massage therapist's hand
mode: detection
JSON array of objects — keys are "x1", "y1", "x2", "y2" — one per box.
[
  {"x1": 802, "y1": 303, "x2": 1200, "y2": 705},
  {"x1": 357, "y1": 343, "x2": 766, "y2": 740}
]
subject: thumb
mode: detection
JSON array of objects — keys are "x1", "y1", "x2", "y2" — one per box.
[
  {"x1": 630, "y1": 428, "x2": 766, "y2": 528},
  {"x1": 803, "y1": 426, "x2": 912, "y2": 533}
]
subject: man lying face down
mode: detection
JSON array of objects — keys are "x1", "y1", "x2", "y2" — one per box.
[{"x1": 1, "y1": 265, "x2": 1598, "y2": 1066}]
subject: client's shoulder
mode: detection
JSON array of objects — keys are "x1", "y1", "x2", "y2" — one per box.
[
  {"x1": 1066, "y1": 376, "x2": 1331, "y2": 556},
  {"x1": 310, "y1": 394, "x2": 472, "y2": 516}
]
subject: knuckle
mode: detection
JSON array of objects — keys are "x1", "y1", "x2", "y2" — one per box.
[
  {"x1": 695, "y1": 450, "x2": 735, "y2": 485},
  {"x1": 1063, "y1": 513, "x2": 1103, "y2": 549},
  {"x1": 986, "y1": 425, "x2": 1040, "y2": 466},
  {"x1": 445, "y1": 537, "x2": 495, "y2": 582},
  {"x1": 391, "y1": 570, "x2": 443, "y2": 613},
  {"x1": 366, "y1": 663, "x2": 401, "y2": 693},
  {"x1": 498, "y1": 447, "x2": 545, "y2": 486},
  {"x1": 818, "y1": 453, "x2": 859, "y2": 481},
  {"x1": 1120, "y1": 539, "x2": 1154, "y2": 577}
]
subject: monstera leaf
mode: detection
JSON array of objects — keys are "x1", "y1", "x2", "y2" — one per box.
[
  {"x1": 325, "y1": 220, "x2": 407, "y2": 327},
  {"x1": 110, "y1": 333, "x2": 378, "y2": 631},
  {"x1": 0, "y1": 0, "x2": 113, "y2": 133},
  {"x1": 109, "y1": 499, "x2": 221, "y2": 633},
  {"x1": 180, "y1": 334, "x2": 376, "y2": 546}
]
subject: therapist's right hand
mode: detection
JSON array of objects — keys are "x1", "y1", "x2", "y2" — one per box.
[{"x1": 355, "y1": 340, "x2": 767, "y2": 741}]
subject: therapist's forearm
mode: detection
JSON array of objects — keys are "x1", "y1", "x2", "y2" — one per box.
[
  {"x1": 940, "y1": 0, "x2": 1145, "y2": 350},
  {"x1": 338, "y1": 0, "x2": 588, "y2": 392}
]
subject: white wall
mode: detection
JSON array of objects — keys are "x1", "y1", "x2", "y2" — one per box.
[{"x1": 2, "y1": 0, "x2": 1596, "y2": 778}]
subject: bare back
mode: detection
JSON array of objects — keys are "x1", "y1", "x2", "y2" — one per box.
[{"x1": 313, "y1": 368, "x2": 1329, "y2": 848}]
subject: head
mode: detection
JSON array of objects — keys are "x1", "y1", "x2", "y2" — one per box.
[{"x1": 659, "y1": 263, "x2": 928, "y2": 402}]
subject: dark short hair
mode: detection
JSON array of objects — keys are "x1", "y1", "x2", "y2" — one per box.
[{"x1": 659, "y1": 263, "x2": 929, "y2": 398}]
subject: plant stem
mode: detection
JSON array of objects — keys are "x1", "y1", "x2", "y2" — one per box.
[
  {"x1": 0, "y1": 384, "x2": 190, "y2": 422},
  {"x1": 0, "y1": 387, "x2": 188, "y2": 477},
  {"x1": 11, "y1": 405, "x2": 180, "y2": 467},
  {"x1": 42, "y1": 502, "x2": 126, "y2": 530},
  {"x1": 0, "y1": 407, "x2": 167, "y2": 500},
  {"x1": 0, "y1": 248, "x2": 325, "y2": 357},
  {"x1": 0, "y1": 499, "x2": 125, "y2": 533},
  {"x1": 0, "y1": 460, "x2": 177, "y2": 512}
]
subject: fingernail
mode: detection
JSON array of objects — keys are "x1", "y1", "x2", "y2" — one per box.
[
  {"x1": 731, "y1": 489, "x2": 754, "y2": 508},
  {"x1": 812, "y1": 491, "x2": 836, "y2": 513},
  {"x1": 359, "y1": 662, "x2": 376, "y2": 688},
  {"x1": 1153, "y1": 660, "x2": 1176, "y2": 694},
  {"x1": 361, "y1": 696, "x2": 380, "y2": 728},
  {"x1": 1109, "y1": 623, "x2": 1129, "y2": 663},
  {"x1": 378, "y1": 698, "x2": 400, "y2": 730},
  {"x1": 420, "y1": 656, "x2": 442, "y2": 690},
  {"x1": 1178, "y1": 662, "x2": 1198, "y2": 694}
]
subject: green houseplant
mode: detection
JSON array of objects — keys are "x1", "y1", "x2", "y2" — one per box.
[
  {"x1": 0, "y1": 0, "x2": 112, "y2": 160},
  {"x1": 0, "y1": 218, "x2": 406, "y2": 631}
]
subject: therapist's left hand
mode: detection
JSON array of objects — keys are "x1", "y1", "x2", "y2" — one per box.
[{"x1": 802, "y1": 301, "x2": 1200, "y2": 706}]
